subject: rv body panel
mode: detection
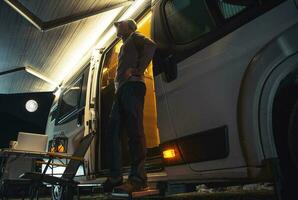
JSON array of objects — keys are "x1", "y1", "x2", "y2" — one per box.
[{"x1": 152, "y1": 0, "x2": 298, "y2": 177}]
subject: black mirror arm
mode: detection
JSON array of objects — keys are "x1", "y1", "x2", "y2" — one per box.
[
  {"x1": 162, "y1": 54, "x2": 177, "y2": 82},
  {"x1": 153, "y1": 49, "x2": 178, "y2": 82}
]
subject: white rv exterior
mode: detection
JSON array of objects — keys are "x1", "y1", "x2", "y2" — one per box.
[{"x1": 45, "y1": 0, "x2": 298, "y2": 188}]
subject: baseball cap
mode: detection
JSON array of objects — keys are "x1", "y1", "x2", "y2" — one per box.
[{"x1": 114, "y1": 19, "x2": 138, "y2": 31}]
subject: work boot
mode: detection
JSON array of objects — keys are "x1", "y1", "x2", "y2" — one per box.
[
  {"x1": 113, "y1": 178, "x2": 148, "y2": 194},
  {"x1": 102, "y1": 177, "x2": 123, "y2": 193}
]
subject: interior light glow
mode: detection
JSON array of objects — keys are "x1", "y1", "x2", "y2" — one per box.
[
  {"x1": 102, "y1": 67, "x2": 108, "y2": 74},
  {"x1": 137, "y1": 12, "x2": 152, "y2": 28},
  {"x1": 25, "y1": 99, "x2": 38, "y2": 112}
]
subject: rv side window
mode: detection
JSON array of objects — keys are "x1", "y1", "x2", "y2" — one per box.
[
  {"x1": 216, "y1": 0, "x2": 248, "y2": 19},
  {"x1": 158, "y1": 0, "x2": 285, "y2": 62},
  {"x1": 215, "y1": 0, "x2": 286, "y2": 20},
  {"x1": 50, "y1": 106, "x2": 58, "y2": 122},
  {"x1": 164, "y1": 0, "x2": 216, "y2": 44},
  {"x1": 58, "y1": 77, "x2": 83, "y2": 119}
]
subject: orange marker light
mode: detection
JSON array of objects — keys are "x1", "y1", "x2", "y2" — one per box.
[{"x1": 163, "y1": 149, "x2": 176, "y2": 159}]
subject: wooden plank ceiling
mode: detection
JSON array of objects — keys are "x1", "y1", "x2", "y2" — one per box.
[{"x1": 0, "y1": 0, "x2": 128, "y2": 93}]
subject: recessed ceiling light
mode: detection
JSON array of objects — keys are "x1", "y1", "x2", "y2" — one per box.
[{"x1": 25, "y1": 99, "x2": 38, "y2": 112}]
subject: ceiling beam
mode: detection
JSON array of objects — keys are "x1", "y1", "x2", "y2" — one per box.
[
  {"x1": 25, "y1": 66, "x2": 58, "y2": 86},
  {"x1": 4, "y1": 0, "x2": 134, "y2": 31},
  {"x1": 0, "y1": 67, "x2": 26, "y2": 76},
  {"x1": 0, "y1": 66, "x2": 58, "y2": 87},
  {"x1": 4, "y1": 0, "x2": 43, "y2": 31},
  {"x1": 44, "y1": 1, "x2": 134, "y2": 31}
]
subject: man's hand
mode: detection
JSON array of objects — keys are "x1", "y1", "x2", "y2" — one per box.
[{"x1": 124, "y1": 68, "x2": 141, "y2": 79}]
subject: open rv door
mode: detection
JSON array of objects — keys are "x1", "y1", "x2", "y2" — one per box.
[{"x1": 84, "y1": 49, "x2": 101, "y2": 177}]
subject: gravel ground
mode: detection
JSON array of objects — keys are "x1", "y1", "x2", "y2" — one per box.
[
  {"x1": 10, "y1": 190, "x2": 275, "y2": 200},
  {"x1": 74, "y1": 190, "x2": 275, "y2": 200},
  {"x1": 9, "y1": 183, "x2": 276, "y2": 200}
]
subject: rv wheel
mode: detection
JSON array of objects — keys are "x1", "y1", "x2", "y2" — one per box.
[
  {"x1": 275, "y1": 101, "x2": 298, "y2": 200},
  {"x1": 156, "y1": 181, "x2": 167, "y2": 196},
  {"x1": 288, "y1": 102, "x2": 298, "y2": 170}
]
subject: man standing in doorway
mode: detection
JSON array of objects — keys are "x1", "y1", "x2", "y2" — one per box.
[{"x1": 102, "y1": 19, "x2": 156, "y2": 194}]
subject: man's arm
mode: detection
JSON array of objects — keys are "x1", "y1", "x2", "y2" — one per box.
[{"x1": 133, "y1": 32, "x2": 157, "y2": 74}]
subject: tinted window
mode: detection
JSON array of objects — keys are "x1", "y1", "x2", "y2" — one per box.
[
  {"x1": 50, "y1": 106, "x2": 58, "y2": 122},
  {"x1": 165, "y1": 0, "x2": 216, "y2": 44},
  {"x1": 217, "y1": 0, "x2": 248, "y2": 19},
  {"x1": 59, "y1": 78, "x2": 82, "y2": 119}
]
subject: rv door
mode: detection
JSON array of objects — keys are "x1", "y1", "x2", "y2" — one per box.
[{"x1": 84, "y1": 49, "x2": 101, "y2": 175}]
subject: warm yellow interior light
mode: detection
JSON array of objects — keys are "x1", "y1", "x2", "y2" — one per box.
[
  {"x1": 102, "y1": 67, "x2": 108, "y2": 74},
  {"x1": 163, "y1": 149, "x2": 176, "y2": 159}
]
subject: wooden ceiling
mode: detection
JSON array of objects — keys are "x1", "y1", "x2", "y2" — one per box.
[{"x1": 0, "y1": 0, "x2": 130, "y2": 93}]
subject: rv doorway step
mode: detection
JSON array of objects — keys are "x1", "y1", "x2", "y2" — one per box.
[{"x1": 111, "y1": 188, "x2": 160, "y2": 199}]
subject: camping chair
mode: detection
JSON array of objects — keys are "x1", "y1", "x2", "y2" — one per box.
[
  {"x1": 0, "y1": 153, "x2": 37, "y2": 199},
  {"x1": 20, "y1": 132, "x2": 95, "y2": 200}
]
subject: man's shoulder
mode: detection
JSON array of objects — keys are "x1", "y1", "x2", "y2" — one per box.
[
  {"x1": 132, "y1": 31, "x2": 156, "y2": 47},
  {"x1": 132, "y1": 31, "x2": 146, "y2": 38},
  {"x1": 131, "y1": 32, "x2": 149, "y2": 43},
  {"x1": 129, "y1": 32, "x2": 145, "y2": 50}
]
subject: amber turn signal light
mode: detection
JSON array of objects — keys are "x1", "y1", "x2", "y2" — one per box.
[{"x1": 163, "y1": 149, "x2": 176, "y2": 159}]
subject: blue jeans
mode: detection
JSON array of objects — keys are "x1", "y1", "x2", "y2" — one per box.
[{"x1": 107, "y1": 81, "x2": 147, "y2": 183}]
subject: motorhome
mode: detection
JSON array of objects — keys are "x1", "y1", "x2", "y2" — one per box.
[{"x1": 45, "y1": 0, "x2": 298, "y2": 195}]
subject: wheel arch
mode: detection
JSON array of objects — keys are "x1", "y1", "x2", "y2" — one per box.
[{"x1": 238, "y1": 23, "x2": 298, "y2": 168}]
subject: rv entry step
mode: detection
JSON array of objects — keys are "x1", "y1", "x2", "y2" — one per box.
[{"x1": 111, "y1": 188, "x2": 160, "y2": 199}]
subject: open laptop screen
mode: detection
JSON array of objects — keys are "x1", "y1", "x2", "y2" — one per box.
[{"x1": 16, "y1": 132, "x2": 48, "y2": 152}]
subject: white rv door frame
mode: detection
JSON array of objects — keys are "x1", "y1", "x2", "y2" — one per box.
[{"x1": 84, "y1": 49, "x2": 102, "y2": 176}]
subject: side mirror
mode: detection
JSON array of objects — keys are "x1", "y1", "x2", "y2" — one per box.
[{"x1": 153, "y1": 49, "x2": 177, "y2": 82}]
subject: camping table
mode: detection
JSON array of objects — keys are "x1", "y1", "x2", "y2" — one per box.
[
  {"x1": 0, "y1": 149, "x2": 84, "y2": 179},
  {"x1": 0, "y1": 149, "x2": 85, "y2": 198}
]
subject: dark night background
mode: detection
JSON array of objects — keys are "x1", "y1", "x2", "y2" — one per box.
[{"x1": 0, "y1": 92, "x2": 54, "y2": 148}]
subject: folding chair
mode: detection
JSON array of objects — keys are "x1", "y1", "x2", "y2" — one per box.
[
  {"x1": 20, "y1": 132, "x2": 95, "y2": 200},
  {"x1": 0, "y1": 155, "x2": 35, "y2": 199},
  {"x1": 0, "y1": 179, "x2": 31, "y2": 200}
]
